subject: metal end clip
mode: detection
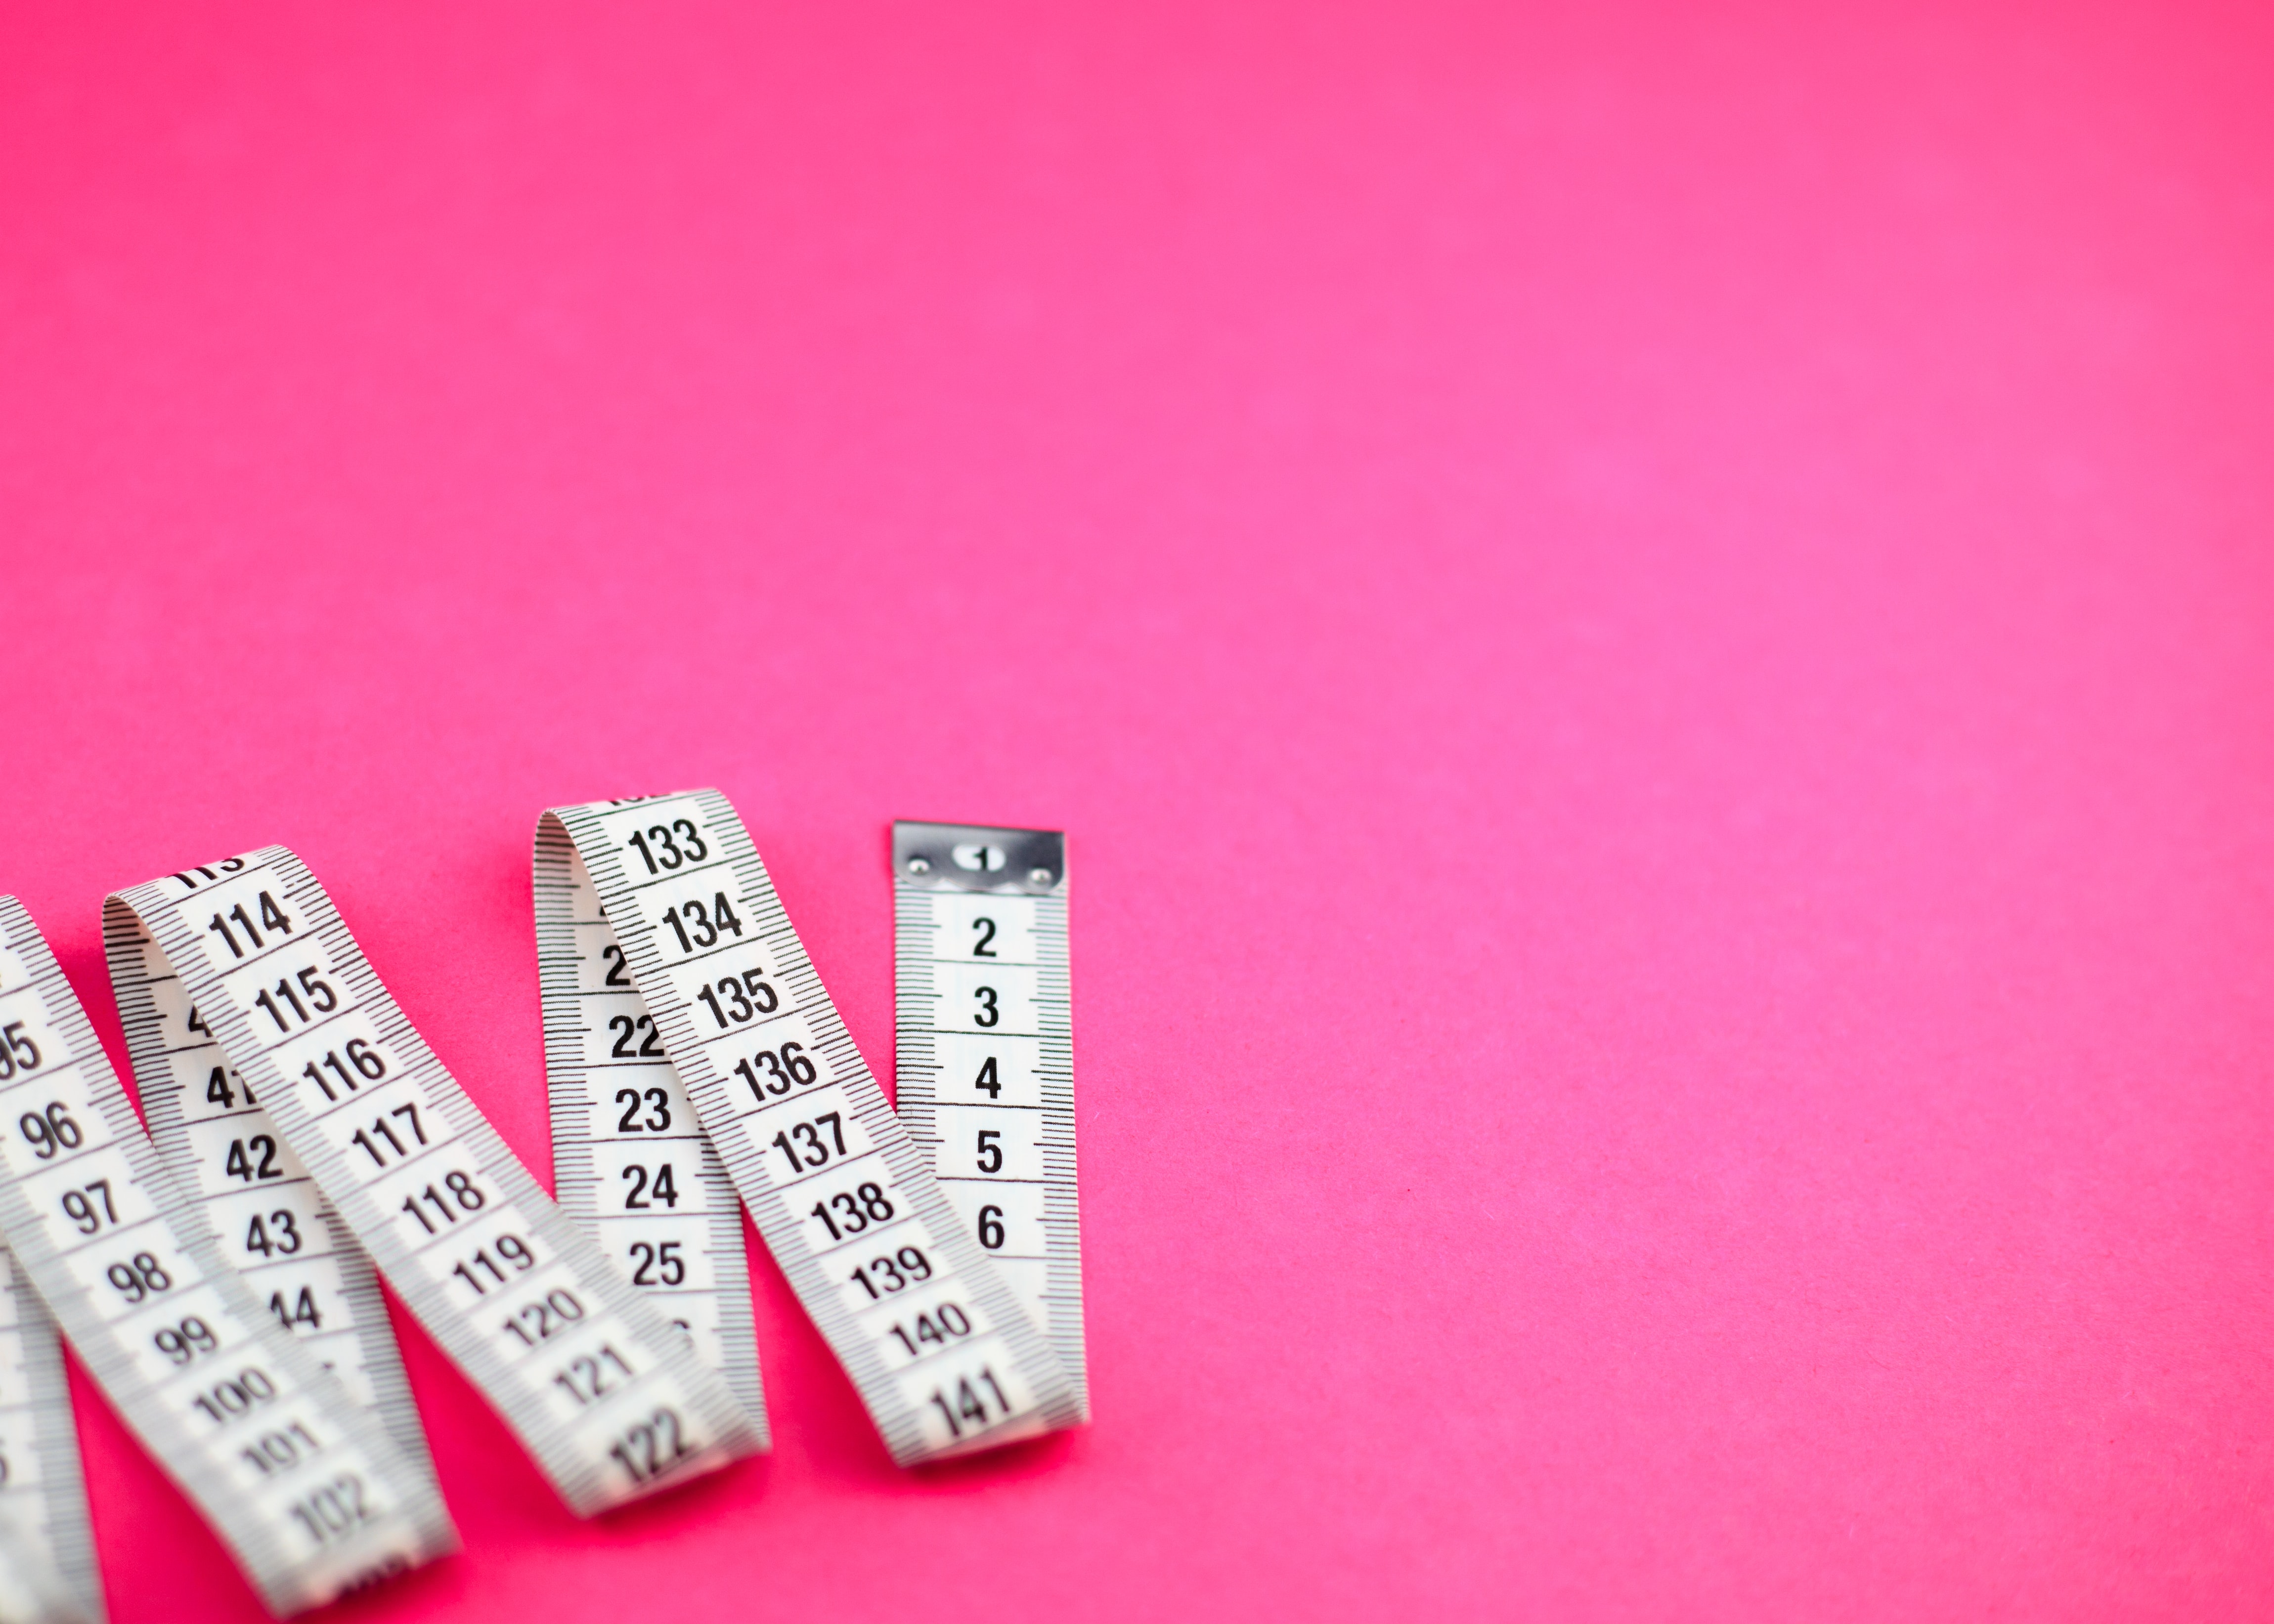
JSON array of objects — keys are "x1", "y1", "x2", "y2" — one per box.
[{"x1": 893, "y1": 821, "x2": 1065, "y2": 894}]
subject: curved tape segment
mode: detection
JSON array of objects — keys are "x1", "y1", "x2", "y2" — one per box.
[
  {"x1": 107, "y1": 853, "x2": 764, "y2": 1517},
  {"x1": 0, "y1": 898, "x2": 454, "y2": 1615},
  {"x1": 542, "y1": 791, "x2": 1080, "y2": 1463},
  {"x1": 535, "y1": 830, "x2": 767, "y2": 1428},
  {"x1": 0, "y1": 1244, "x2": 102, "y2": 1624},
  {"x1": 103, "y1": 912, "x2": 439, "y2": 1496}
]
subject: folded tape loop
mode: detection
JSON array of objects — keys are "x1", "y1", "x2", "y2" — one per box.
[
  {"x1": 540, "y1": 792, "x2": 1083, "y2": 1463},
  {"x1": 106, "y1": 854, "x2": 765, "y2": 1521}
]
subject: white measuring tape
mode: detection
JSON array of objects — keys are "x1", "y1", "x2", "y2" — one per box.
[
  {"x1": 0, "y1": 1243, "x2": 101, "y2": 1624},
  {"x1": 0, "y1": 805, "x2": 1096, "y2": 1613},
  {"x1": 891, "y1": 824, "x2": 1088, "y2": 1420},
  {"x1": 538, "y1": 792, "x2": 1082, "y2": 1462},
  {"x1": 0, "y1": 898, "x2": 455, "y2": 1615},
  {"x1": 533, "y1": 835, "x2": 767, "y2": 1426},
  {"x1": 105, "y1": 852, "x2": 765, "y2": 1518},
  {"x1": 103, "y1": 916, "x2": 437, "y2": 1494}
]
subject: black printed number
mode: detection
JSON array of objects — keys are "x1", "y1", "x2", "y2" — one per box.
[
  {"x1": 629, "y1": 1240, "x2": 685, "y2": 1286},
  {"x1": 927, "y1": 1368, "x2": 1012, "y2": 1441},
  {"x1": 625, "y1": 819, "x2": 708, "y2": 875},
  {"x1": 206, "y1": 1066, "x2": 255, "y2": 1109},
  {"x1": 609, "y1": 1407, "x2": 693, "y2": 1485},
  {"x1": 733, "y1": 1041, "x2": 818, "y2": 1099},
  {"x1": 770, "y1": 1112, "x2": 845, "y2": 1174},
  {"x1": 223, "y1": 1135, "x2": 281, "y2": 1182},
  {"x1": 191, "y1": 1366, "x2": 277, "y2": 1425},
  {"x1": 0, "y1": 1022, "x2": 41, "y2": 1081},
  {"x1": 808, "y1": 1182, "x2": 895, "y2": 1241},
  {"x1": 204, "y1": 891, "x2": 295, "y2": 958},
  {"x1": 16, "y1": 1102, "x2": 80, "y2": 1160},
  {"x1": 888, "y1": 1303, "x2": 974, "y2": 1359},
  {"x1": 615, "y1": 1087, "x2": 671, "y2": 1132},
  {"x1": 661, "y1": 893, "x2": 744, "y2": 953},
  {"x1": 106, "y1": 1252, "x2": 172, "y2": 1303},
  {"x1": 502, "y1": 1288, "x2": 586, "y2": 1348},
  {"x1": 620, "y1": 1163, "x2": 680, "y2": 1210},
  {"x1": 59, "y1": 1178, "x2": 118, "y2": 1234},
  {"x1": 288, "y1": 1475, "x2": 372, "y2": 1547},
  {"x1": 608, "y1": 1014, "x2": 665, "y2": 1060},
  {"x1": 849, "y1": 1245, "x2": 933, "y2": 1299},
  {"x1": 695, "y1": 970, "x2": 779, "y2": 1029},
  {"x1": 252, "y1": 967, "x2": 338, "y2": 1034},
  {"x1": 152, "y1": 1316, "x2": 219, "y2": 1365},
  {"x1": 350, "y1": 1104, "x2": 427, "y2": 1168},
  {"x1": 300, "y1": 1039, "x2": 386, "y2": 1102},
  {"x1": 450, "y1": 1235, "x2": 536, "y2": 1298},
  {"x1": 972, "y1": 986, "x2": 1000, "y2": 1028},
  {"x1": 244, "y1": 1209, "x2": 303, "y2": 1258},
  {"x1": 399, "y1": 1171, "x2": 486, "y2": 1233},
  {"x1": 242, "y1": 1421, "x2": 322, "y2": 1478},
  {"x1": 554, "y1": 1345, "x2": 634, "y2": 1407},
  {"x1": 269, "y1": 1288, "x2": 322, "y2": 1331}
]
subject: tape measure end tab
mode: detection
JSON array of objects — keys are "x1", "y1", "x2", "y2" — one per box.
[{"x1": 891, "y1": 823, "x2": 1065, "y2": 895}]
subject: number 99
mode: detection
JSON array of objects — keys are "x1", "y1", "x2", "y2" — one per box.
[{"x1": 152, "y1": 1316, "x2": 218, "y2": 1365}]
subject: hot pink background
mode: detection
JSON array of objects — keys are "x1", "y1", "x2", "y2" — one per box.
[{"x1": 1, "y1": 0, "x2": 2271, "y2": 1618}]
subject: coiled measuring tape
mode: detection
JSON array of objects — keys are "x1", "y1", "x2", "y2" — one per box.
[
  {"x1": 0, "y1": 898, "x2": 454, "y2": 1615},
  {"x1": 0, "y1": 1243, "x2": 101, "y2": 1624},
  {"x1": 538, "y1": 792, "x2": 1081, "y2": 1461},
  {"x1": 891, "y1": 824, "x2": 1088, "y2": 1420},
  {"x1": 106, "y1": 853, "x2": 765, "y2": 1516},
  {"x1": 532, "y1": 837, "x2": 766, "y2": 1425}
]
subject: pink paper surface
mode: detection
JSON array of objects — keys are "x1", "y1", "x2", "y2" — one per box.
[{"x1": 2, "y1": 1, "x2": 2271, "y2": 1618}]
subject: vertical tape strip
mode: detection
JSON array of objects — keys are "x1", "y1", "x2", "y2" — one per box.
[
  {"x1": 0, "y1": 898, "x2": 455, "y2": 1616},
  {"x1": 108, "y1": 852, "x2": 764, "y2": 1516},
  {"x1": 534, "y1": 828, "x2": 767, "y2": 1427},
  {"x1": 891, "y1": 823, "x2": 1088, "y2": 1420},
  {"x1": 543, "y1": 791, "x2": 1081, "y2": 1462},
  {"x1": 103, "y1": 913, "x2": 439, "y2": 1491},
  {"x1": 0, "y1": 1244, "x2": 102, "y2": 1623}
]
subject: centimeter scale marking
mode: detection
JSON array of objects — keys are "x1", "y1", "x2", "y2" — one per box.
[
  {"x1": 103, "y1": 916, "x2": 438, "y2": 1489},
  {"x1": 533, "y1": 832, "x2": 767, "y2": 1424},
  {"x1": 541, "y1": 791, "x2": 1082, "y2": 1462},
  {"x1": 891, "y1": 823, "x2": 1088, "y2": 1420},
  {"x1": 108, "y1": 852, "x2": 764, "y2": 1517},
  {"x1": 0, "y1": 898, "x2": 454, "y2": 1616},
  {"x1": 0, "y1": 1242, "x2": 102, "y2": 1623}
]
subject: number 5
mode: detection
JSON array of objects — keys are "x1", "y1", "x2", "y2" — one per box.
[
  {"x1": 975, "y1": 1130, "x2": 1003, "y2": 1174},
  {"x1": 2, "y1": 1022, "x2": 39, "y2": 1072}
]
